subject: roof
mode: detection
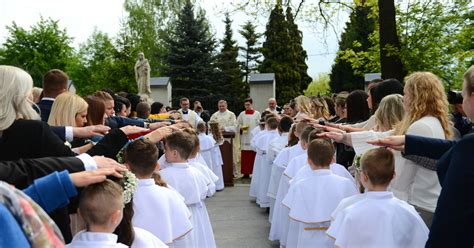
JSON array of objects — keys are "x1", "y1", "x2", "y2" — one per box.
[
  {"x1": 249, "y1": 73, "x2": 275, "y2": 84},
  {"x1": 150, "y1": 77, "x2": 170, "y2": 87}
]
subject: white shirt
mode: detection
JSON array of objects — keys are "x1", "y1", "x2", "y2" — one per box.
[
  {"x1": 67, "y1": 231, "x2": 127, "y2": 248},
  {"x1": 327, "y1": 191, "x2": 429, "y2": 248},
  {"x1": 237, "y1": 110, "x2": 261, "y2": 150},
  {"x1": 178, "y1": 109, "x2": 202, "y2": 128}
]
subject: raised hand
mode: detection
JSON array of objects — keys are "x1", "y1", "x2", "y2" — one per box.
[
  {"x1": 119, "y1": 125, "x2": 149, "y2": 135},
  {"x1": 367, "y1": 135, "x2": 406, "y2": 151},
  {"x1": 93, "y1": 156, "x2": 126, "y2": 170},
  {"x1": 73, "y1": 125, "x2": 111, "y2": 138}
]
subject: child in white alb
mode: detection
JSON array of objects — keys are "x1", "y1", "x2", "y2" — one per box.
[
  {"x1": 327, "y1": 148, "x2": 429, "y2": 247},
  {"x1": 126, "y1": 139, "x2": 193, "y2": 247},
  {"x1": 160, "y1": 131, "x2": 216, "y2": 248},
  {"x1": 282, "y1": 139, "x2": 358, "y2": 247}
]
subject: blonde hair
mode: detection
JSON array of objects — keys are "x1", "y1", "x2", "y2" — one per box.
[
  {"x1": 374, "y1": 94, "x2": 404, "y2": 132},
  {"x1": 394, "y1": 72, "x2": 452, "y2": 138},
  {"x1": 0, "y1": 66, "x2": 40, "y2": 131},
  {"x1": 311, "y1": 96, "x2": 330, "y2": 120},
  {"x1": 31, "y1": 87, "x2": 43, "y2": 103},
  {"x1": 295, "y1": 95, "x2": 313, "y2": 118},
  {"x1": 48, "y1": 92, "x2": 88, "y2": 127},
  {"x1": 465, "y1": 65, "x2": 474, "y2": 94}
]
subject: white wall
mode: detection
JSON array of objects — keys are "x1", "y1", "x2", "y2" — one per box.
[{"x1": 249, "y1": 81, "x2": 275, "y2": 113}]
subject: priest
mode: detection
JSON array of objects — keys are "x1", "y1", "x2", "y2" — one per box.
[{"x1": 177, "y1": 97, "x2": 203, "y2": 128}]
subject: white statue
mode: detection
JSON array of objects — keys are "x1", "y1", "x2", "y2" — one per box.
[{"x1": 134, "y1": 52, "x2": 151, "y2": 95}]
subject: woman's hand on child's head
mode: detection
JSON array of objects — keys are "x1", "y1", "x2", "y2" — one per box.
[
  {"x1": 69, "y1": 168, "x2": 125, "y2": 187},
  {"x1": 367, "y1": 135, "x2": 406, "y2": 152},
  {"x1": 145, "y1": 126, "x2": 174, "y2": 143},
  {"x1": 120, "y1": 125, "x2": 149, "y2": 135}
]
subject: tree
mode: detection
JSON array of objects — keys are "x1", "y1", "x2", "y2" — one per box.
[
  {"x1": 260, "y1": 2, "x2": 301, "y2": 104},
  {"x1": 163, "y1": 0, "x2": 217, "y2": 100},
  {"x1": 378, "y1": 0, "x2": 406, "y2": 82},
  {"x1": 304, "y1": 73, "x2": 331, "y2": 96},
  {"x1": 239, "y1": 21, "x2": 262, "y2": 84},
  {"x1": 286, "y1": 6, "x2": 312, "y2": 93},
  {"x1": 66, "y1": 30, "x2": 134, "y2": 95},
  {"x1": 217, "y1": 13, "x2": 246, "y2": 101},
  {"x1": 0, "y1": 18, "x2": 73, "y2": 86},
  {"x1": 330, "y1": 3, "x2": 376, "y2": 92},
  {"x1": 123, "y1": 0, "x2": 188, "y2": 75}
]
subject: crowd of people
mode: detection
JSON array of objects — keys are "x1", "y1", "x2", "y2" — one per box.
[{"x1": 0, "y1": 63, "x2": 473, "y2": 247}]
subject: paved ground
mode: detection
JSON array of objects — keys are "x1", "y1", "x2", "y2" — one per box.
[{"x1": 206, "y1": 184, "x2": 279, "y2": 248}]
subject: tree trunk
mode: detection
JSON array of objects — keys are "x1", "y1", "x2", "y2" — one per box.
[{"x1": 378, "y1": 0, "x2": 406, "y2": 82}]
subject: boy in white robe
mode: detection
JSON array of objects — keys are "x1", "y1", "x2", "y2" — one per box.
[
  {"x1": 184, "y1": 127, "x2": 219, "y2": 197},
  {"x1": 160, "y1": 131, "x2": 217, "y2": 248},
  {"x1": 126, "y1": 139, "x2": 193, "y2": 247},
  {"x1": 249, "y1": 119, "x2": 268, "y2": 198},
  {"x1": 197, "y1": 122, "x2": 224, "y2": 191},
  {"x1": 256, "y1": 117, "x2": 281, "y2": 208},
  {"x1": 267, "y1": 116, "x2": 292, "y2": 220},
  {"x1": 68, "y1": 180, "x2": 127, "y2": 248},
  {"x1": 327, "y1": 148, "x2": 429, "y2": 247},
  {"x1": 282, "y1": 139, "x2": 358, "y2": 248},
  {"x1": 268, "y1": 122, "x2": 309, "y2": 242}
]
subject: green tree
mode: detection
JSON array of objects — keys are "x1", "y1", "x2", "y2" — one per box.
[
  {"x1": 239, "y1": 21, "x2": 262, "y2": 84},
  {"x1": 0, "y1": 18, "x2": 73, "y2": 86},
  {"x1": 330, "y1": 3, "x2": 377, "y2": 92},
  {"x1": 260, "y1": 2, "x2": 300, "y2": 104},
  {"x1": 163, "y1": 0, "x2": 217, "y2": 100},
  {"x1": 286, "y1": 6, "x2": 312, "y2": 93},
  {"x1": 218, "y1": 13, "x2": 246, "y2": 100},
  {"x1": 123, "y1": 0, "x2": 188, "y2": 75},
  {"x1": 304, "y1": 73, "x2": 331, "y2": 96}
]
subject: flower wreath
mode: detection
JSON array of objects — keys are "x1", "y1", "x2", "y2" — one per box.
[{"x1": 121, "y1": 171, "x2": 138, "y2": 205}]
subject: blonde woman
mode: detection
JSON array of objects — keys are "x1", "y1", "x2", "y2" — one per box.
[
  {"x1": 293, "y1": 95, "x2": 314, "y2": 120},
  {"x1": 322, "y1": 72, "x2": 451, "y2": 227},
  {"x1": 48, "y1": 92, "x2": 88, "y2": 127}
]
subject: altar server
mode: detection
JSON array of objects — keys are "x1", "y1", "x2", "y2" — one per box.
[
  {"x1": 160, "y1": 131, "x2": 216, "y2": 248},
  {"x1": 126, "y1": 139, "x2": 193, "y2": 247},
  {"x1": 327, "y1": 148, "x2": 428, "y2": 248},
  {"x1": 283, "y1": 139, "x2": 358, "y2": 247}
]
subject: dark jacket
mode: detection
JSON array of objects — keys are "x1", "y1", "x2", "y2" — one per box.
[
  {"x1": 37, "y1": 98, "x2": 54, "y2": 122},
  {"x1": 106, "y1": 116, "x2": 145, "y2": 129},
  {"x1": 405, "y1": 134, "x2": 474, "y2": 248},
  {"x1": 0, "y1": 119, "x2": 128, "y2": 242}
]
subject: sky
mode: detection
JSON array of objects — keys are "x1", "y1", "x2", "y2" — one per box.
[{"x1": 0, "y1": 0, "x2": 349, "y2": 79}]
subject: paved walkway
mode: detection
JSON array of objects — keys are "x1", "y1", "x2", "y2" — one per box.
[{"x1": 206, "y1": 184, "x2": 278, "y2": 248}]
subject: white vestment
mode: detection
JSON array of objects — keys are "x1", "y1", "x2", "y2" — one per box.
[
  {"x1": 266, "y1": 133, "x2": 289, "y2": 220},
  {"x1": 237, "y1": 110, "x2": 261, "y2": 151},
  {"x1": 67, "y1": 231, "x2": 127, "y2": 248},
  {"x1": 198, "y1": 133, "x2": 224, "y2": 190},
  {"x1": 327, "y1": 192, "x2": 429, "y2": 248},
  {"x1": 178, "y1": 109, "x2": 202, "y2": 128},
  {"x1": 132, "y1": 179, "x2": 192, "y2": 246},
  {"x1": 249, "y1": 130, "x2": 268, "y2": 197},
  {"x1": 132, "y1": 227, "x2": 168, "y2": 248},
  {"x1": 282, "y1": 170, "x2": 358, "y2": 248},
  {"x1": 268, "y1": 143, "x2": 305, "y2": 242},
  {"x1": 189, "y1": 157, "x2": 219, "y2": 197},
  {"x1": 210, "y1": 110, "x2": 239, "y2": 175},
  {"x1": 160, "y1": 163, "x2": 216, "y2": 248},
  {"x1": 256, "y1": 130, "x2": 280, "y2": 208}
]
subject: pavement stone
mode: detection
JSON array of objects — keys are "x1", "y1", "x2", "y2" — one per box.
[{"x1": 206, "y1": 184, "x2": 279, "y2": 248}]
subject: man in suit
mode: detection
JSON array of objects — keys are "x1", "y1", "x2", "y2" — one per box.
[{"x1": 37, "y1": 69, "x2": 69, "y2": 122}]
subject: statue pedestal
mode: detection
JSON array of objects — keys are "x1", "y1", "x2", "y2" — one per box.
[{"x1": 219, "y1": 131, "x2": 235, "y2": 187}]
